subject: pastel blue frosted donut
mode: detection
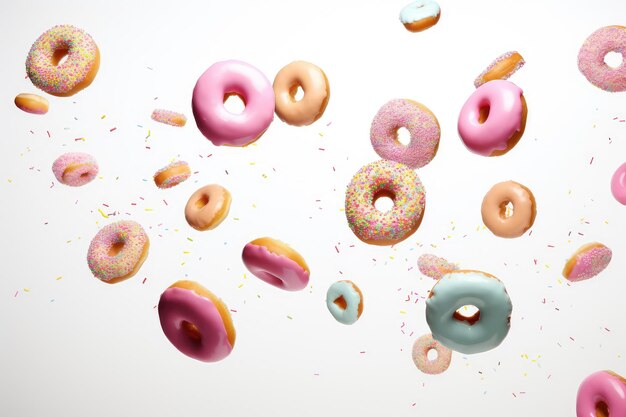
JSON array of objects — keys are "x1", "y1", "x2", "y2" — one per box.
[
  {"x1": 326, "y1": 281, "x2": 363, "y2": 325},
  {"x1": 425, "y1": 270, "x2": 512, "y2": 354}
]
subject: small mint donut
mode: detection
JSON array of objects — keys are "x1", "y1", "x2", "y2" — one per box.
[
  {"x1": 425, "y1": 270, "x2": 512, "y2": 354},
  {"x1": 326, "y1": 281, "x2": 363, "y2": 325}
]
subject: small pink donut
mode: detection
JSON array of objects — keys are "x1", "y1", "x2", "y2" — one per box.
[
  {"x1": 578, "y1": 26, "x2": 626, "y2": 92},
  {"x1": 370, "y1": 99, "x2": 440, "y2": 168},
  {"x1": 412, "y1": 333, "x2": 452, "y2": 375},
  {"x1": 611, "y1": 162, "x2": 626, "y2": 205},
  {"x1": 52, "y1": 152, "x2": 98, "y2": 187},
  {"x1": 562, "y1": 242, "x2": 612, "y2": 282},
  {"x1": 192, "y1": 60, "x2": 275, "y2": 147},
  {"x1": 576, "y1": 370, "x2": 626, "y2": 417},
  {"x1": 418, "y1": 254, "x2": 458, "y2": 280},
  {"x1": 87, "y1": 220, "x2": 149, "y2": 284},
  {"x1": 457, "y1": 80, "x2": 527, "y2": 156}
]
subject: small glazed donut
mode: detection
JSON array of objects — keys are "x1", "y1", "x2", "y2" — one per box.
[
  {"x1": 611, "y1": 162, "x2": 626, "y2": 205},
  {"x1": 576, "y1": 370, "x2": 626, "y2": 417},
  {"x1": 399, "y1": 0, "x2": 441, "y2": 33},
  {"x1": 474, "y1": 51, "x2": 525, "y2": 88},
  {"x1": 242, "y1": 237, "x2": 310, "y2": 291},
  {"x1": 562, "y1": 242, "x2": 612, "y2": 282},
  {"x1": 578, "y1": 26, "x2": 626, "y2": 92},
  {"x1": 418, "y1": 254, "x2": 458, "y2": 280},
  {"x1": 25, "y1": 25, "x2": 100, "y2": 97},
  {"x1": 14, "y1": 93, "x2": 49, "y2": 115},
  {"x1": 185, "y1": 184, "x2": 232, "y2": 231},
  {"x1": 370, "y1": 99, "x2": 440, "y2": 168},
  {"x1": 481, "y1": 180, "x2": 536, "y2": 238},
  {"x1": 192, "y1": 60, "x2": 274, "y2": 147},
  {"x1": 52, "y1": 152, "x2": 98, "y2": 187},
  {"x1": 153, "y1": 161, "x2": 191, "y2": 189},
  {"x1": 158, "y1": 280, "x2": 235, "y2": 362},
  {"x1": 458, "y1": 80, "x2": 527, "y2": 156},
  {"x1": 326, "y1": 280, "x2": 363, "y2": 325},
  {"x1": 345, "y1": 159, "x2": 425, "y2": 246},
  {"x1": 87, "y1": 220, "x2": 149, "y2": 284},
  {"x1": 151, "y1": 109, "x2": 187, "y2": 127},
  {"x1": 273, "y1": 61, "x2": 330, "y2": 126},
  {"x1": 425, "y1": 270, "x2": 513, "y2": 354},
  {"x1": 411, "y1": 333, "x2": 452, "y2": 374}
]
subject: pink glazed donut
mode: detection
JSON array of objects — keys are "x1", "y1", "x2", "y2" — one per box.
[
  {"x1": 158, "y1": 281, "x2": 236, "y2": 362},
  {"x1": 611, "y1": 162, "x2": 626, "y2": 205},
  {"x1": 457, "y1": 80, "x2": 527, "y2": 156},
  {"x1": 576, "y1": 370, "x2": 626, "y2": 417},
  {"x1": 192, "y1": 60, "x2": 275, "y2": 147},
  {"x1": 578, "y1": 26, "x2": 626, "y2": 92},
  {"x1": 52, "y1": 152, "x2": 98, "y2": 186},
  {"x1": 370, "y1": 99, "x2": 441, "y2": 168},
  {"x1": 241, "y1": 237, "x2": 310, "y2": 291}
]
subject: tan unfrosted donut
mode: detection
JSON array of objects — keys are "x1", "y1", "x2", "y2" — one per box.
[{"x1": 481, "y1": 181, "x2": 536, "y2": 238}]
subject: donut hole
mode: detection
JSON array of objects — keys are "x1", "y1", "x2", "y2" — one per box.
[
  {"x1": 195, "y1": 194, "x2": 209, "y2": 209},
  {"x1": 595, "y1": 400, "x2": 609, "y2": 417},
  {"x1": 289, "y1": 84, "x2": 305, "y2": 102},
  {"x1": 108, "y1": 240, "x2": 125, "y2": 257},
  {"x1": 478, "y1": 105, "x2": 490, "y2": 124},
  {"x1": 373, "y1": 190, "x2": 395, "y2": 213},
  {"x1": 604, "y1": 51, "x2": 623, "y2": 69},
  {"x1": 499, "y1": 201, "x2": 515, "y2": 219},
  {"x1": 453, "y1": 305, "x2": 481, "y2": 325},
  {"x1": 181, "y1": 320, "x2": 202, "y2": 344},
  {"x1": 52, "y1": 47, "x2": 70, "y2": 66},
  {"x1": 333, "y1": 295, "x2": 348, "y2": 310},
  {"x1": 396, "y1": 127, "x2": 411, "y2": 146},
  {"x1": 223, "y1": 93, "x2": 246, "y2": 114},
  {"x1": 427, "y1": 348, "x2": 438, "y2": 361}
]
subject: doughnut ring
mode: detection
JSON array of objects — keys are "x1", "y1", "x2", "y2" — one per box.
[
  {"x1": 576, "y1": 370, "x2": 626, "y2": 417},
  {"x1": 481, "y1": 180, "x2": 536, "y2": 238},
  {"x1": 578, "y1": 26, "x2": 626, "y2": 92},
  {"x1": 411, "y1": 333, "x2": 452, "y2": 374},
  {"x1": 326, "y1": 280, "x2": 363, "y2": 325}
]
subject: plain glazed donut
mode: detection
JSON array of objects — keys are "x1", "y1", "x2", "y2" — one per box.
[
  {"x1": 576, "y1": 370, "x2": 626, "y2": 417},
  {"x1": 326, "y1": 280, "x2": 363, "y2": 325},
  {"x1": 425, "y1": 270, "x2": 513, "y2": 354},
  {"x1": 481, "y1": 180, "x2": 536, "y2": 238},
  {"x1": 370, "y1": 99, "x2": 440, "y2": 168},
  {"x1": 273, "y1": 61, "x2": 330, "y2": 126},
  {"x1": 153, "y1": 161, "x2": 191, "y2": 189},
  {"x1": 458, "y1": 80, "x2": 527, "y2": 156},
  {"x1": 14, "y1": 93, "x2": 49, "y2": 115},
  {"x1": 25, "y1": 25, "x2": 100, "y2": 97},
  {"x1": 399, "y1": 0, "x2": 441, "y2": 33},
  {"x1": 611, "y1": 162, "x2": 626, "y2": 205},
  {"x1": 87, "y1": 220, "x2": 149, "y2": 284},
  {"x1": 184, "y1": 184, "x2": 232, "y2": 231},
  {"x1": 242, "y1": 237, "x2": 310, "y2": 291},
  {"x1": 474, "y1": 51, "x2": 525, "y2": 88},
  {"x1": 578, "y1": 26, "x2": 626, "y2": 92},
  {"x1": 412, "y1": 333, "x2": 452, "y2": 374},
  {"x1": 345, "y1": 159, "x2": 425, "y2": 246},
  {"x1": 562, "y1": 242, "x2": 612, "y2": 282},
  {"x1": 158, "y1": 280, "x2": 236, "y2": 362},
  {"x1": 192, "y1": 60, "x2": 275, "y2": 147},
  {"x1": 52, "y1": 152, "x2": 98, "y2": 187}
]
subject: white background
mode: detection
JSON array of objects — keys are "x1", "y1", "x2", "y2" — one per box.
[{"x1": 2, "y1": 0, "x2": 626, "y2": 416}]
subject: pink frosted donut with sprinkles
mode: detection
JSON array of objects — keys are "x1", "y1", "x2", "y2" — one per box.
[
  {"x1": 87, "y1": 220, "x2": 149, "y2": 284},
  {"x1": 562, "y1": 242, "x2": 612, "y2": 282},
  {"x1": 578, "y1": 26, "x2": 626, "y2": 92},
  {"x1": 370, "y1": 99, "x2": 440, "y2": 168},
  {"x1": 151, "y1": 109, "x2": 187, "y2": 127},
  {"x1": 474, "y1": 51, "x2": 525, "y2": 88},
  {"x1": 154, "y1": 161, "x2": 191, "y2": 189},
  {"x1": 345, "y1": 159, "x2": 425, "y2": 246},
  {"x1": 26, "y1": 25, "x2": 100, "y2": 97},
  {"x1": 418, "y1": 254, "x2": 459, "y2": 280},
  {"x1": 412, "y1": 333, "x2": 452, "y2": 374},
  {"x1": 52, "y1": 152, "x2": 98, "y2": 187}
]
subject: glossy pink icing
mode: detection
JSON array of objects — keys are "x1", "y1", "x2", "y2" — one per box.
[
  {"x1": 578, "y1": 26, "x2": 626, "y2": 92},
  {"x1": 241, "y1": 244, "x2": 309, "y2": 291},
  {"x1": 457, "y1": 80, "x2": 524, "y2": 156},
  {"x1": 576, "y1": 371, "x2": 626, "y2": 417},
  {"x1": 566, "y1": 246, "x2": 612, "y2": 282},
  {"x1": 158, "y1": 287, "x2": 233, "y2": 362},
  {"x1": 192, "y1": 60, "x2": 275, "y2": 147},
  {"x1": 52, "y1": 152, "x2": 98, "y2": 187},
  {"x1": 370, "y1": 99, "x2": 440, "y2": 168},
  {"x1": 611, "y1": 162, "x2": 626, "y2": 205}
]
